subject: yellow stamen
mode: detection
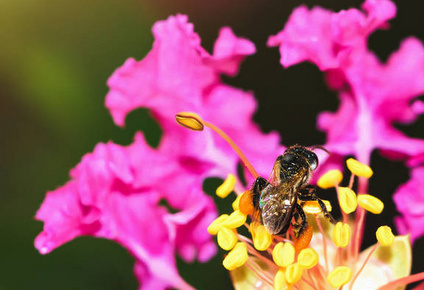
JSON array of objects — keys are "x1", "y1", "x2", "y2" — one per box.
[
  {"x1": 216, "y1": 174, "x2": 237, "y2": 198},
  {"x1": 232, "y1": 194, "x2": 242, "y2": 211},
  {"x1": 332, "y1": 222, "x2": 351, "y2": 248},
  {"x1": 175, "y1": 112, "x2": 204, "y2": 131},
  {"x1": 223, "y1": 242, "x2": 249, "y2": 270},
  {"x1": 338, "y1": 187, "x2": 358, "y2": 214},
  {"x1": 207, "y1": 214, "x2": 229, "y2": 235},
  {"x1": 272, "y1": 242, "x2": 295, "y2": 268},
  {"x1": 357, "y1": 194, "x2": 384, "y2": 214},
  {"x1": 302, "y1": 200, "x2": 332, "y2": 214},
  {"x1": 217, "y1": 227, "x2": 238, "y2": 251},
  {"x1": 285, "y1": 263, "x2": 303, "y2": 285},
  {"x1": 298, "y1": 248, "x2": 319, "y2": 269},
  {"x1": 317, "y1": 169, "x2": 343, "y2": 189},
  {"x1": 223, "y1": 210, "x2": 247, "y2": 229},
  {"x1": 274, "y1": 269, "x2": 288, "y2": 290},
  {"x1": 251, "y1": 223, "x2": 273, "y2": 251},
  {"x1": 346, "y1": 158, "x2": 373, "y2": 178},
  {"x1": 376, "y1": 226, "x2": 394, "y2": 246},
  {"x1": 327, "y1": 266, "x2": 353, "y2": 288}
]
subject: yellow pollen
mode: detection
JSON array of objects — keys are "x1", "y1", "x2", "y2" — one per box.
[
  {"x1": 232, "y1": 194, "x2": 242, "y2": 211},
  {"x1": 338, "y1": 187, "x2": 358, "y2": 214},
  {"x1": 223, "y1": 210, "x2": 247, "y2": 229},
  {"x1": 302, "y1": 200, "x2": 332, "y2": 214},
  {"x1": 217, "y1": 227, "x2": 238, "y2": 251},
  {"x1": 376, "y1": 226, "x2": 395, "y2": 246},
  {"x1": 251, "y1": 223, "x2": 273, "y2": 251},
  {"x1": 239, "y1": 190, "x2": 254, "y2": 215},
  {"x1": 298, "y1": 248, "x2": 319, "y2": 269},
  {"x1": 317, "y1": 169, "x2": 343, "y2": 189},
  {"x1": 357, "y1": 194, "x2": 384, "y2": 214},
  {"x1": 175, "y1": 112, "x2": 204, "y2": 131},
  {"x1": 285, "y1": 263, "x2": 303, "y2": 285},
  {"x1": 327, "y1": 266, "x2": 352, "y2": 288},
  {"x1": 274, "y1": 269, "x2": 289, "y2": 290},
  {"x1": 216, "y1": 174, "x2": 237, "y2": 198},
  {"x1": 346, "y1": 158, "x2": 373, "y2": 178},
  {"x1": 207, "y1": 214, "x2": 229, "y2": 235},
  {"x1": 272, "y1": 242, "x2": 295, "y2": 268},
  {"x1": 332, "y1": 222, "x2": 351, "y2": 248},
  {"x1": 222, "y1": 242, "x2": 249, "y2": 270}
]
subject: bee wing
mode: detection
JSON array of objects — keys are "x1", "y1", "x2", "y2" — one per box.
[{"x1": 260, "y1": 185, "x2": 296, "y2": 235}]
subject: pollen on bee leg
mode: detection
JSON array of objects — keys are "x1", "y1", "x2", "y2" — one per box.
[
  {"x1": 294, "y1": 225, "x2": 313, "y2": 253},
  {"x1": 346, "y1": 158, "x2": 373, "y2": 178},
  {"x1": 239, "y1": 190, "x2": 254, "y2": 215},
  {"x1": 175, "y1": 112, "x2": 204, "y2": 131},
  {"x1": 357, "y1": 194, "x2": 384, "y2": 214},
  {"x1": 317, "y1": 169, "x2": 343, "y2": 189},
  {"x1": 216, "y1": 174, "x2": 237, "y2": 198},
  {"x1": 222, "y1": 242, "x2": 249, "y2": 270},
  {"x1": 251, "y1": 223, "x2": 272, "y2": 251}
]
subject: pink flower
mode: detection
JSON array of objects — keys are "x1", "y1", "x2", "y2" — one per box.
[
  {"x1": 268, "y1": 0, "x2": 424, "y2": 164},
  {"x1": 35, "y1": 15, "x2": 284, "y2": 289},
  {"x1": 106, "y1": 15, "x2": 282, "y2": 182},
  {"x1": 394, "y1": 166, "x2": 424, "y2": 243}
]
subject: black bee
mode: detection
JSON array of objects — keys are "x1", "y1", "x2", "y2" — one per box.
[{"x1": 251, "y1": 145, "x2": 335, "y2": 238}]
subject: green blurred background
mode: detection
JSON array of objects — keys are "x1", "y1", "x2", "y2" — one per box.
[{"x1": 1, "y1": 0, "x2": 423, "y2": 289}]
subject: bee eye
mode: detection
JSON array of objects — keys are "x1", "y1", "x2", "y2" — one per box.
[{"x1": 308, "y1": 152, "x2": 318, "y2": 170}]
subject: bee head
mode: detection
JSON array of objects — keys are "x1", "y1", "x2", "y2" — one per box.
[{"x1": 284, "y1": 145, "x2": 318, "y2": 170}]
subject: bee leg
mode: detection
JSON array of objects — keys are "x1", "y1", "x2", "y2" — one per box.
[
  {"x1": 251, "y1": 176, "x2": 268, "y2": 210},
  {"x1": 298, "y1": 192, "x2": 336, "y2": 224},
  {"x1": 293, "y1": 203, "x2": 308, "y2": 238}
]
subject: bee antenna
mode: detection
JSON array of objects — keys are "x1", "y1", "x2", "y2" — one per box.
[{"x1": 310, "y1": 145, "x2": 331, "y2": 155}]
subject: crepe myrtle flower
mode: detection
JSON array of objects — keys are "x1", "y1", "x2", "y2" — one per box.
[
  {"x1": 35, "y1": 15, "x2": 283, "y2": 289},
  {"x1": 176, "y1": 112, "x2": 424, "y2": 290},
  {"x1": 268, "y1": 0, "x2": 424, "y2": 245}
]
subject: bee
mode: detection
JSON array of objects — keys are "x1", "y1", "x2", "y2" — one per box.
[{"x1": 251, "y1": 145, "x2": 335, "y2": 238}]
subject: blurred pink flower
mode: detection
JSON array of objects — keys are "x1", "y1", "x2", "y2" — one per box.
[
  {"x1": 106, "y1": 15, "x2": 282, "y2": 182},
  {"x1": 268, "y1": 0, "x2": 424, "y2": 164},
  {"x1": 36, "y1": 14, "x2": 284, "y2": 289},
  {"x1": 394, "y1": 166, "x2": 424, "y2": 243}
]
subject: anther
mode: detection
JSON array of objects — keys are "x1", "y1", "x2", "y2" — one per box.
[
  {"x1": 274, "y1": 269, "x2": 288, "y2": 290},
  {"x1": 207, "y1": 214, "x2": 229, "y2": 235},
  {"x1": 232, "y1": 194, "x2": 242, "y2": 211},
  {"x1": 357, "y1": 194, "x2": 384, "y2": 214},
  {"x1": 223, "y1": 210, "x2": 247, "y2": 229},
  {"x1": 338, "y1": 187, "x2": 358, "y2": 214},
  {"x1": 216, "y1": 174, "x2": 237, "y2": 198},
  {"x1": 317, "y1": 169, "x2": 343, "y2": 189},
  {"x1": 272, "y1": 242, "x2": 295, "y2": 268},
  {"x1": 298, "y1": 248, "x2": 319, "y2": 269},
  {"x1": 376, "y1": 226, "x2": 394, "y2": 246},
  {"x1": 217, "y1": 227, "x2": 238, "y2": 250},
  {"x1": 332, "y1": 222, "x2": 351, "y2": 248},
  {"x1": 251, "y1": 223, "x2": 272, "y2": 251},
  {"x1": 327, "y1": 266, "x2": 353, "y2": 288},
  {"x1": 175, "y1": 112, "x2": 204, "y2": 131},
  {"x1": 285, "y1": 263, "x2": 303, "y2": 285},
  {"x1": 346, "y1": 158, "x2": 373, "y2": 178},
  {"x1": 222, "y1": 242, "x2": 249, "y2": 270}
]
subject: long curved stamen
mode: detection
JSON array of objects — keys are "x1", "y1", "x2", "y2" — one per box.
[
  {"x1": 377, "y1": 272, "x2": 424, "y2": 290},
  {"x1": 175, "y1": 112, "x2": 259, "y2": 178}
]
